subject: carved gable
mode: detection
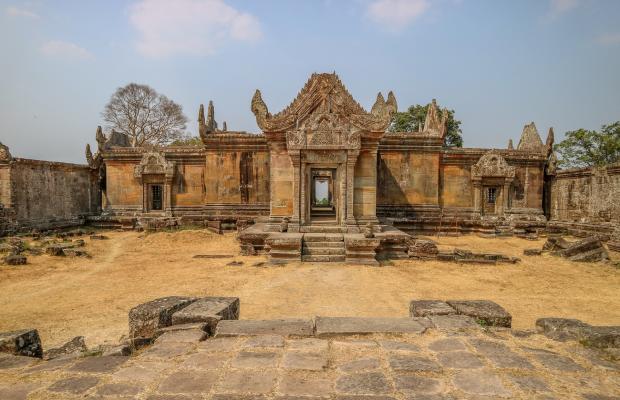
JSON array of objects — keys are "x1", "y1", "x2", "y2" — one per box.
[
  {"x1": 134, "y1": 152, "x2": 175, "y2": 180},
  {"x1": 471, "y1": 150, "x2": 515, "y2": 179}
]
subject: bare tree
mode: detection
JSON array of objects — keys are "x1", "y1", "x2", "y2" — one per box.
[{"x1": 102, "y1": 83, "x2": 188, "y2": 147}]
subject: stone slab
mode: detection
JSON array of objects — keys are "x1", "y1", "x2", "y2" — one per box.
[
  {"x1": 409, "y1": 300, "x2": 456, "y2": 317},
  {"x1": 335, "y1": 372, "x2": 392, "y2": 395},
  {"x1": 171, "y1": 297, "x2": 240, "y2": 331},
  {"x1": 446, "y1": 300, "x2": 512, "y2": 327},
  {"x1": 428, "y1": 315, "x2": 480, "y2": 331},
  {"x1": 129, "y1": 296, "x2": 197, "y2": 341},
  {"x1": 0, "y1": 329, "x2": 42, "y2": 358},
  {"x1": 215, "y1": 319, "x2": 315, "y2": 337},
  {"x1": 315, "y1": 317, "x2": 427, "y2": 337}
]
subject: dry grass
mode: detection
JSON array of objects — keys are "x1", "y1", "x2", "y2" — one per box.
[{"x1": 0, "y1": 229, "x2": 618, "y2": 348}]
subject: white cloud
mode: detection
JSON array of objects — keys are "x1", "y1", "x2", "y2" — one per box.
[
  {"x1": 40, "y1": 40, "x2": 94, "y2": 60},
  {"x1": 366, "y1": 0, "x2": 430, "y2": 32},
  {"x1": 597, "y1": 32, "x2": 620, "y2": 46},
  {"x1": 129, "y1": 0, "x2": 262, "y2": 58},
  {"x1": 5, "y1": 5, "x2": 39, "y2": 18},
  {"x1": 550, "y1": 0, "x2": 579, "y2": 14}
]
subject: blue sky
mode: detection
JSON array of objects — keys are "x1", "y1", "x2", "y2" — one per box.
[{"x1": 1, "y1": 0, "x2": 619, "y2": 163}]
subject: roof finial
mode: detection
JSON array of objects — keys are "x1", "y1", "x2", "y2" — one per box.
[
  {"x1": 207, "y1": 100, "x2": 217, "y2": 131},
  {"x1": 198, "y1": 104, "x2": 205, "y2": 124},
  {"x1": 95, "y1": 126, "x2": 106, "y2": 150},
  {"x1": 517, "y1": 122, "x2": 545, "y2": 153},
  {"x1": 508, "y1": 139, "x2": 514, "y2": 150},
  {"x1": 222, "y1": 121, "x2": 227, "y2": 132}
]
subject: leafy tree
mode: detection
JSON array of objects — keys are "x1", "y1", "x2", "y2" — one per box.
[
  {"x1": 389, "y1": 103, "x2": 463, "y2": 147},
  {"x1": 555, "y1": 122, "x2": 620, "y2": 168},
  {"x1": 102, "y1": 83, "x2": 188, "y2": 147},
  {"x1": 170, "y1": 135, "x2": 203, "y2": 146}
]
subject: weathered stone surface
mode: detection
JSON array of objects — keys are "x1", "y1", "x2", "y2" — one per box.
[
  {"x1": 468, "y1": 339, "x2": 533, "y2": 369},
  {"x1": 0, "y1": 383, "x2": 41, "y2": 400},
  {"x1": 388, "y1": 354, "x2": 441, "y2": 372},
  {"x1": 231, "y1": 351, "x2": 280, "y2": 368},
  {"x1": 507, "y1": 374, "x2": 550, "y2": 393},
  {"x1": 452, "y1": 370, "x2": 511, "y2": 397},
  {"x1": 278, "y1": 373, "x2": 333, "y2": 396},
  {"x1": 48, "y1": 376, "x2": 100, "y2": 395},
  {"x1": 138, "y1": 342, "x2": 192, "y2": 359},
  {"x1": 180, "y1": 352, "x2": 231, "y2": 370},
  {"x1": 436, "y1": 351, "x2": 484, "y2": 369},
  {"x1": 338, "y1": 357, "x2": 381, "y2": 373},
  {"x1": 198, "y1": 337, "x2": 238, "y2": 352},
  {"x1": 282, "y1": 351, "x2": 328, "y2": 370},
  {"x1": 113, "y1": 361, "x2": 169, "y2": 382},
  {"x1": 158, "y1": 370, "x2": 220, "y2": 394},
  {"x1": 3, "y1": 254, "x2": 26, "y2": 265},
  {"x1": 96, "y1": 382, "x2": 144, "y2": 397},
  {"x1": 393, "y1": 374, "x2": 444, "y2": 394},
  {"x1": 446, "y1": 300, "x2": 512, "y2": 327},
  {"x1": 44, "y1": 336, "x2": 87, "y2": 360},
  {"x1": 243, "y1": 335, "x2": 285, "y2": 349},
  {"x1": 315, "y1": 317, "x2": 427, "y2": 336},
  {"x1": 536, "y1": 317, "x2": 592, "y2": 341},
  {"x1": 215, "y1": 319, "x2": 314, "y2": 337},
  {"x1": 287, "y1": 338, "x2": 328, "y2": 352},
  {"x1": 428, "y1": 315, "x2": 479, "y2": 330},
  {"x1": 155, "y1": 329, "x2": 207, "y2": 344},
  {"x1": 543, "y1": 236, "x2": 571, "y2": 251},
  {"x1": 335, "y1": 372, "x2": 392, "y2": 395},
  {"x1": 556, "y1": 237, "x2": 609, "y2": 262},
  {"x1": 523, "y1": 248, "x2": 542, "y2": 256},
  {"x1": 409, "y1": 300, "x2": 455, "y2": 317},
  {"x1": 582, "y1": 326, "x2": 620, "y2": 349},
  {"x1": 378, "y1": 340, "x2": 421, "y2": 352},
  {"x1": 0, "y1": 354, "x2": 37, "y2": 369},
  {"x1": 408, "y1": 238, "x2": 439, "y2": 259},
  {"x1": 0, "y1": 329, "x2": 42, "y2": 358},
  {"x1": 526, "y1": 348, "x2": 585, "y2": 371},
  {"x1": 428, "y1": 338, "x2": 466, "y2": 352},
  {"x1": 215, "y1": 370, "x2": 277, "y2": 394},
  {"x1": 171, "y1": 297, "x2": 240, "y2": 332},
  {"x1": 70, "y1": 355, "x2": 128, "y2": 373},
  {"x1": 129, "y1": 296, "x2": 197, "y2": 342}
]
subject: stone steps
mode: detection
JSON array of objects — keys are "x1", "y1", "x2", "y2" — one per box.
[
  {"x1": 304, "y1": 241, "x2": 345, "y2": 249},
  {"x1": 300, "y1": 226, "x2": 347, "y2": 233},
  {"x1": 301, "y1": 233, "x2": 345, "y2": 262},
  {"x1": 303, "y1": 233, "x2": 344, "y2": 242},
  {"x1": 301, "y1": 255, "x2": 346, "y2": 262},
  {"x1": 303, "y1": 247, "x2": 346, "y2": 256}
]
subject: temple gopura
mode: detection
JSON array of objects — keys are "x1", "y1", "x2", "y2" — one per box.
[{"x1": 2, "y1": 73, "x2": 618, "y2": 262}]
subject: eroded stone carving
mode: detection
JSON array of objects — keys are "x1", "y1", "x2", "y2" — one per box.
[
  {"x1": 0, "y1": 141, "x2": 12, "y2": 162},
  {"x1": 422, "y1": 99, "x2": 448, "y2": 137},
  {"x1": 471, "y1": 150, "x2": 516, "y2": 179},
  {"x1": 517, "y1": 122, "x2": 545, "y2": 153},
  {"x1": 134, "y1": 152, "x2": 175, "y2": 180}
]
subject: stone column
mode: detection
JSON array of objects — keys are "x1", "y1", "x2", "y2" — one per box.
[
  {"x1": 346, "y1": 150, "x2": 359, "y2": 231},
  {"x1": 164, "y1": 179, "x2": 173, "y2": 216},
  {"x1": 502, "y1": 179, "x2": 512, "y2": 216},
  {"x1": 472, "y1": 180, "x2": 482, "y2": 216},
  {"x1": 300, "y1": 159, "x2": 306, "y2": 225},
  {"x1": 288, "y1": 150, "x2": 301, "y2": 232}
]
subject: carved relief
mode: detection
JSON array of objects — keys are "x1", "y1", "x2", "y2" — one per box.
[
  {"x1": 134, "y1": 152, "x2": 175, "y2": 180},
  {"x1": 0, "y1": 141, "x2": 12, "y2": 163},
  {"x1": 471, "y1": 150, "x2": 516, "y2": 179},
  {"x1": 302, "y1": 151, "x2": 346, "y2": 164}
]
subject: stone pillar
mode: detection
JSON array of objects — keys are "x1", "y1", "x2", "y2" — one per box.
[
  {"x1": 346, "y1": 150, "x2": 359, "y2": 232},
  {"x1": 300, "y1": 159, "x2": 306, "y2": 226},
  {"x1": 164, "y1": 178, "x2": 173, "y2": 216},
  {"x1": 502, "y1": 179, "x2": 511, "y2": 216},
  {"x1": 472, "y1": 180, "x2": 482, "y2": 216},
  {"x1": 288, "y1": 150, "x2": 301, "y2": 232}
]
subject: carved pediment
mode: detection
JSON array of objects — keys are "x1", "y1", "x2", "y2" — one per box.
[
  {"x1": 286, "y1": 108, "x2": 361, "y2": 150},
  {"x1": 134, "y1": 152, "x2": 175, "y2": 180},
  {"x1": 252, "y1": 72, "x2": 397, "y2": 133},
  {"x1": 471, "y1": 150, "x2": 515, "y2": 180}
]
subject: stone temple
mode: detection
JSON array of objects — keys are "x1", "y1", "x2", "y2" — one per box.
[{"x1": 1, "y1": 72, "x2": 619, "y2": 261}]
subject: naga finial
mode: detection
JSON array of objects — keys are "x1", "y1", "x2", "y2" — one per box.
[{"x1": 95, "y1": 126, "x2": 106, "y2": 150}]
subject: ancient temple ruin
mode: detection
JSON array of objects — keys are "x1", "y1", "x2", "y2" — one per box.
[{"x1": 1, "y1": 72, "x2": 618, "y2": 262}]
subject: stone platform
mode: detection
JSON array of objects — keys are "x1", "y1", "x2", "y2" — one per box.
[
  {"x1": 239, "y1": 223, "x2": 410, "y2": 264},
  {"x1": 1, "y1": 317, "x2": 618, "y2": 399}
]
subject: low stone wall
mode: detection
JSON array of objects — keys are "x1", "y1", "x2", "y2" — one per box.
[{"x1": 0, "y1": 159, "x2": 100, "y2": 234}]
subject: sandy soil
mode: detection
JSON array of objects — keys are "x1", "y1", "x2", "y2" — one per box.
[{"x1": 0, "y1": 229, "x2": 618, "y2": 348}]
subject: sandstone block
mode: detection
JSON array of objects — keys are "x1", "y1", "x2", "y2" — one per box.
[
  {"x1": 128, "y1": 296, "x2": 197, "y2": 342},
  {"x1": 447, "y1": 300, "x2": 512, "y2": 327},
  {"x1": 0, "y1": 329, "x2": 42, "y2": 358},
  {"x1": 3, "y1": 254, "x2": 26, "y2": 265},
  {"x1": 171, "y1": 297, "x2": 239, "y2": 334},
  {"x1": 408, "y1": 238, "x2": 439, "y2": 258},
  {"x1": 315, "y1": 317, "x2": 427, "y2": 337},
  {"x1": 535, "y1": 318, "x2": 591, "y2": 342},
  {"x1": 523, "y1": 248, "x2": 542, "y2": 256},
  {"x1": 428, "y1": 315, "x2": 480, "y2": 330},
  {"x1": 409, "y1": 300, "x2": 456, "y2": 317},
  {"x1": 44, "y1": 336, "x2": 87, "y2": 360},
  {"x1": 215, "y1": 319, "x2": 314, "y2": 337}
]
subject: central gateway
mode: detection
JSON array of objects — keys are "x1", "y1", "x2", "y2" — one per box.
[{"x1": 251, "y1": 73, "x2": 397, "y2": 233}]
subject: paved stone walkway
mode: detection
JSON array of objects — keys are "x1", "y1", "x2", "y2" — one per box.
[{"x1": 0, "y1": 326, "x2": 618, "y2": 399}]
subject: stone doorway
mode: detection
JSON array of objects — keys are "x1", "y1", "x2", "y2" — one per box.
[
  {"x1": 483, "y1": 186, "x2": 499, "y2": 215},
  {"x1": 310, "y1": 169, "x2": 336, "y2": 222},
  {"x1": 149, "y1": 184, "x2": 163, "y2": 212}
]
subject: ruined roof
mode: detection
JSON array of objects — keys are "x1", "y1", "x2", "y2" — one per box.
[{"x1": 517, "y1": 122, "x2": 545, "y2": 153}]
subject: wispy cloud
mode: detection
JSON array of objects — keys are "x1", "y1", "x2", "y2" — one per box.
[
  {"x1": 5, "y1": 5, "x2": 39, "y2": 19},
  {"x1": 40, "y1": 40, "x2": 94, "y2": 60},
  {"x1": 129, "y1": 0, "x2": 262, "y2": 58},
  {"x1": 366, "y1": 0, "x2": 430, "y2": 32},
  {"x1": 597, "y1": 32, "x2": 620, "y2": 46},
  {"x1": 549, "y1": 0, "x2": 579, "y2": 15}
]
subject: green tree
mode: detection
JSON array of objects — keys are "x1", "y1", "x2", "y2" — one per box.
[
  {"x1": 555, "y1": 122, "x2": 620, "y2": 168},
  {"x1": 389, "y1": 103, "x2": 463, "y2": 147},
  {"x1": 169, "y1": 135, "x2": 203, "y2": 146}
]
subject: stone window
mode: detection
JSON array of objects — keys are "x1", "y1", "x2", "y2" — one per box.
[
  {"x1": 151, "y1": 185, "x2": 163, "y2": 211},
  {"x1": 487, "y1": 187, "x2": 497, "y2": 204}
]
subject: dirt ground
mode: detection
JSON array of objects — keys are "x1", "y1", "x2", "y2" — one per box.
[{"x1": 0, "y1": 229, "x2": 618, "y2": 349}]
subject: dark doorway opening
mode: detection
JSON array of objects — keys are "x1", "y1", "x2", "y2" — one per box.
[
  {"x1": 150, "y1": 184, "x2": 163, "y2": 211},
  {"x1": 310, "y1": 169, "x2": 336, "y2": 221}
]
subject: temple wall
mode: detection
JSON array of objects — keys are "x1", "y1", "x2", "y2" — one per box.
[
  {"x1": 550, "y1": 163, "x2": 620, "y2": 223},
  {"x1": 105, "y1": 161, "x2": 142, "y2": 209},
  {"x1": 353, "y1": 150, "x2": 377, "y2": 219},
  {"x1": 269, "y1": 144, "x2": 293, "y2": 217},
  {"x1": 171, "y1": 162, "x2": 205, "y2": 207},
  {"x1": 377, "y1": 151, "x2": 440, "y2": 206},
  {"x1": 441, "y1": 164, "x2": 473, "y2": 208},
  {"x1": 0, "y1": 159, "x2": 99, "y2": 233}
]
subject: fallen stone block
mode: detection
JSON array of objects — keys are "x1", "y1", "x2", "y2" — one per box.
[
  {"x1": 581, "y1": 326, "x2": 620, "y2": 349},
  {"x1": 408, "y1": 238, "x2": 439, "y2": 259},
  {"x1": 428, "y1": 315, "x2": 480, "y2": 330},
  {"x1": 128, "y1": 296, "x2": 197, "y2": 343},
  {"x1": 215, "y1": 319, "x2": 314, "y2": 337},
  {"x1": 63, "y1": 249, "x2": 90, "y2": 258},
  {"x1": 155, "y1": 324, "x2": 208, "y2": 344},
  {"x1": 543, "y1": 236, "x2": 571, "y2": 251},
  {"x1": 315, "y1": 317, "x2": 428, "y2": 337},
  {"x1": 447, "y1": 300, "x2": 512, "y2": 328},
  {"x1": 89, "y1": 235, "x2": 108, "y2": 240},
  {"x1": 44, "y1": 336, "x2": 87, "y2": 360},
  {"x1": 0, "y1": 329, "x2": 42, "y2": 358},
  {"x1": 558, "y1": 237, "x2": 608, "y2": 262},
  {"x1": 192, "y1": 254, "x2": 233, "y2": 259},
  {"x1": 536, "y1": 318, "x2": 620, "y2": 348},
  {"x1": 3, "y1": 254, "x2": 27, "y2": 265},
  {"x1": 45, "y1": 245, "x2": 66, "y2": 256},
  {"x1": 171, "y1": 297, "x2": 239, "y2": 325},
  {"x1": 524, "y1": 248, "x2": 542, "y2": 256},
  {"x1": 409, "y1": 300, "x2": 456, "y2": 317}
]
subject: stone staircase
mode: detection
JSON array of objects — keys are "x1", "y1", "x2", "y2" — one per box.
[{"x1": 302, "y1": 233, "x2": 346, "y2": 262}]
